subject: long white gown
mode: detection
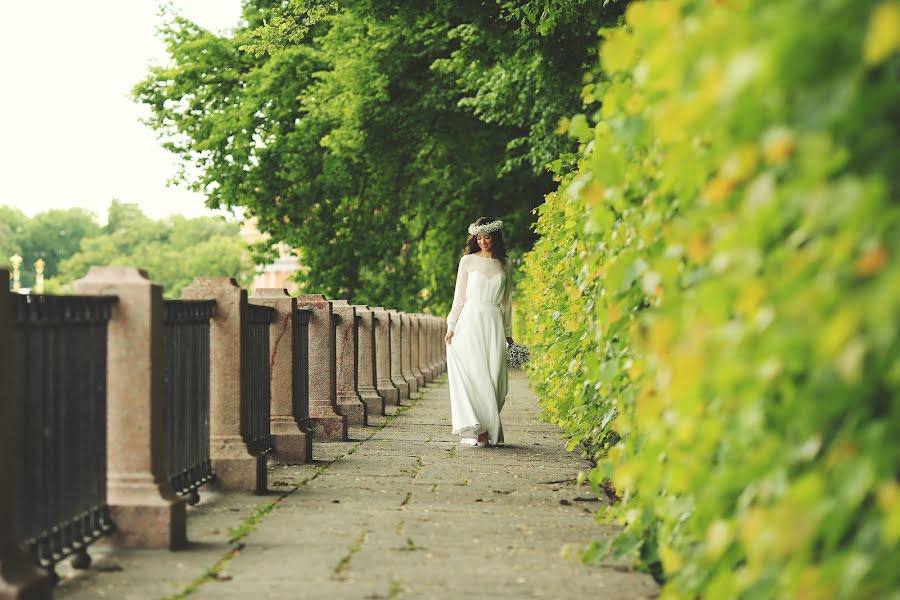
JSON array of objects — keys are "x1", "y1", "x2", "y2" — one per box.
[{"x1": 446, "y1": 253, "x2": 512, "y2": 445}]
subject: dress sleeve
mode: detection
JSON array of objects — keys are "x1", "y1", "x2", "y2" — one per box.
[
  {"x1": 446, "y1": 256, "x2": 468, "y2": 332},
  {"x1": 501, "y1": 265, "x2": 512, "y2": 337}
]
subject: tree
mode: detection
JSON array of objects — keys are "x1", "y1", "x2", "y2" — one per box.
[
  {"x1": 53, "y1": 203, "x2": 252, "y2": 297},
  {"x1": 134, "y1": 0, "x2": 626, "y2": 312},
  {"x1": 0, "y1": 206, "x2": 27, "y2": 268}
]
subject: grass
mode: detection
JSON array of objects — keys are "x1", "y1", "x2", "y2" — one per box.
[{"x1": 332, "y1": 531, "x2": 368, "y2": 578}]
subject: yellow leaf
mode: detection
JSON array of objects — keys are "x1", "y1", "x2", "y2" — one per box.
[
  {"x1": 762, "y1": 127, "x2": 796, "y2": 165},
  {"x1": 864, "y1": 2, "x2": 900, "y2": 65},
  {"x1": 601, "y1": 29, "x2": 639, "y2": 73},
  {"x1": 855, "y1": 244, "x2": 888, "y2": 275}
]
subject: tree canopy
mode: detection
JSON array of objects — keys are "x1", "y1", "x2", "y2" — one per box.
[{"x1": 134, "y1": 0, "x2": 626, "y2": 312}]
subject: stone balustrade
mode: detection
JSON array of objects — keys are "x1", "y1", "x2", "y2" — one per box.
[{"x1": 0, "y1": 265, "x2": 447, "y2": 592}]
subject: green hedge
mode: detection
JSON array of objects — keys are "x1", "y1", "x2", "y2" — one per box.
[{"x1": 519, "y1": 1, "x2": 900, "y2": 597}]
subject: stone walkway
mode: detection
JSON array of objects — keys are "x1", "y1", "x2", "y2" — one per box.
[{"x1": 57, "y1": 371, "x2": 658, "y2": 599}]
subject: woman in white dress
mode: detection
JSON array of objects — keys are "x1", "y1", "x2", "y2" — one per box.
[{"x1": 444, "y1": 217, "x2": 514, "y2": 447}]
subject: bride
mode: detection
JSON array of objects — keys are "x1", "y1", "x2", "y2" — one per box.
[{"x1": 444, "y1": 217, "x2": 514, "y2": 447}]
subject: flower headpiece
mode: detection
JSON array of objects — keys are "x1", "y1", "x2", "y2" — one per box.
[{"x1": 468, "y1": 220, "x2": 503, "y2": 236}]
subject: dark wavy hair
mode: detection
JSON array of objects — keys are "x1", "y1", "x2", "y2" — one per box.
[{"x1": 463, "y1": 216, "x2": 508, "y2": 267}]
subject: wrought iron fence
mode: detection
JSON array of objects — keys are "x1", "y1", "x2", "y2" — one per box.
[
  {"x1": 246, "y1": 305, "x2": 274, "y2": 455},
  {"x1": 293, "y1": 308, "x2": 312, "y2": 430},
  {"x1": 11, "y1": 294, "x2": 117, "y2": 573},
  {"x1": 163, "y1": 300, "x2": 215, "y2": 505}
]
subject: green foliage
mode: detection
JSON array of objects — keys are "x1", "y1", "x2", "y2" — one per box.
[
  {"x1": 0, "y1": 206, "x2": 100, "y2": 287},
  {"x1": 519, "y1": 0, "x2": 900, "y2": 597},
  {"x1": 53, "y1": 201, "x2": 252, "y2": 297},
  {"x1": 135, "y1": 1, "x2": 623, "y2": 312}
]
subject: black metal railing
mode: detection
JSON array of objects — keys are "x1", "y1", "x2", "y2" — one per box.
[
  {"x1": 12, "y1": 294, "x2": 117, "y2": 573},
  {"x1": 293, "y1": 308, "x2": 312, "y2": 430},
  {"x1": 163, "y1": 300, "x2": 215, "y2": 505},
  {"x1": 246, "y1": 305, "x2": 274, "y2": 455}
]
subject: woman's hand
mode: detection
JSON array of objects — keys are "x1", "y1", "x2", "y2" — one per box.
[
  {"x1": 445, "y1": 330, "x2": 454, "y2": 345},
  {"x1": 506, "y1": 337, "x2": 514, "y2": 345}
]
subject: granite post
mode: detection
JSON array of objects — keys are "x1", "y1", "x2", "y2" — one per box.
[
  {"x1": 408, "y1": 315, "x2": 425, "y2": 388},
  {"x1": 436, "y1": 317, "x2": 447, "y2": 373},
  {"x1": 332, "y1": 300, "x2": 366, "y2": 426},
  {"x1": 75, "y1": 266, "x2": 188, "y2": 547},
  {"x1": 417, "y1": 314, "x2": 435, "y2": 383},
  {"x1": 250, "y1": 289, "x2": 312, "y2": 463},
  {"x1": 295, "y1": 295, "x2": 347, "y2": 440},
  {"x1": 353, "y1": 305, "x2": 385, "y2": 417},
  {"x1": 182, "y1": 277, "x2": 266, "y2": 493},
  {"x1": 370, "y1": 307, "x2": 400, "y2": 406},
  {"x1": 0, "y1": 270, "x2": 52, "y2": 599},
  {"x1": 397, "y1": 312, "x2": 418, "y2": 395},
  {"x1": 386, "y1": 309, "x2": 410, "y2": 400}
]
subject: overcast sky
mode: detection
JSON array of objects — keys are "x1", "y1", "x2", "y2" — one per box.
[{"x1": 0, "y1": 1, "x2": 244, "y2": 222}]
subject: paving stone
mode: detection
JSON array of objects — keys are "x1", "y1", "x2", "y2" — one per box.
[{"x1": 57, "y1": 371, "x2": 658, "y2": 600}]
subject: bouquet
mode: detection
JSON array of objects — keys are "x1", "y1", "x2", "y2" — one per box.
[{"x1": 506, "y1": 342, "x2": 531, "y2": 369}]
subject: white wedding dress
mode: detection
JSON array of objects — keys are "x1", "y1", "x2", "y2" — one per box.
[{"x1": 446, "y1": 253, "x2": 512, "y2": 445}]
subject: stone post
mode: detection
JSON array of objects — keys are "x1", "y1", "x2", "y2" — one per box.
[
  {"x1": 431, "y1": 316, "x2": 443, "y2": 375},
  {"x1": 397, "y1": 312, "x2": 418, "y2": 395},
  {"x1": 0, "y1": 270, "x2": 52, "y2": 599},
  {"x1": 386, "y1": 309, "x2": 410, "y2": 400},
  {"x1": 75, "y1": 266, "x2": 188, "y2": 547},
  {"x1": 353, "y1": 305, "x2": 385, "y2": 417},
  {"x1": 295, "y1": 295, "x2": 347, "y2": 440},
  {"x1": 182, "y1": 277, "x2": 266, "y2": 493},
  {"x1": 332, "y1": 300, "x2": 366, "y2": 426},
  {"x1": 370, "y1": 307, "x2": 400, "y2": 406},
  {"x1": 417, "y1": 314, "x2": 435, "y2": 383},
  {"x1": 435, "y1": 317, "x2": 447, "y2": 373},
  {"x1": 250, "y1": 289, "x2": 311, "y2": 463},
  {"x1": 408, "y1": 315, "x2": 425, "y2": 388}
]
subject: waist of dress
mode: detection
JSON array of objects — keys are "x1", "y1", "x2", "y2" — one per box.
[{"x1": 466, "y1": 300, "x2": 501, "y2": 307}]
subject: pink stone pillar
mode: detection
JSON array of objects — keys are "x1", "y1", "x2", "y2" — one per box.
[
  {"x1": 386, "y1": 310, "x2": 410, "y2": 400},
  {"x1": 436, "y1": 317, "x2": 447, "y2": 373},
  {"x1": 0, "y1": 270, "x2": 52, "y2": 599},
  {"x1": 182, "y1": 277, "x2": 266, "y2": 493},
  {"x1": 296, "y1": 295, "x2": 347, "y2": 440},
  {"x1": 428, "y1": 315, "x2": 441, "y2": 377},
  {"x1": 397, "y1": 312, "x2": 419, "y2": 395},
  {"x1": 370, "y1": 307, "x2": 400, "y2": 406},
  {"x1": 353, "y1": 305, "x2": 385, "y2": 417},
  {"x1": 250, "y1": 289, "x2": 311, "y2": 463},
  {"x1": 408, "y1": 314, "x2": 425, "y2": 388},
  {"x1": 74, "y1": 266, "x2": 187, "y2": 548},
  {"x1": 416, "y1": 314, "x2": 435, "y2": 383},
  {"x1": 331, "y1": 300, "x2": 366, "y2": 426}
]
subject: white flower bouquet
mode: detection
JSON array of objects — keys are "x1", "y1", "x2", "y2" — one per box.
[{"x1": 506, "y1": 342, "x2": 531, "y2": 369}]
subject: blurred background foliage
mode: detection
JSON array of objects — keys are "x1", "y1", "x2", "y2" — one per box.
[{"x1": 1, "y1": 200, "x2": 252, "y2": 296}]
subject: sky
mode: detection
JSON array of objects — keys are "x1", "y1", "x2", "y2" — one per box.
[{"x1": 0, "y1": 1, "x2": 244, "y2": 222}]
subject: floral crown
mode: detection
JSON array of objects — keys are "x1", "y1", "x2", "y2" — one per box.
[{"x1": 467, "y1": 220, "x2": 503, "y2": 236}]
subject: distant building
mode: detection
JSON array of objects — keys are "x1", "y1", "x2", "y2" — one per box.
[{"x1": 240, "y1": 218, "x2": 301, "y2": 294}]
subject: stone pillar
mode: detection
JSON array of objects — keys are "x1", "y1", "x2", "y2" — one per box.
[
  {"x1": 386, "y1": 309, "x2": 410, "y2": 400},
  {"x1": 295, "y1": 295, "x2": 347, "y2": 440},
  {"x1": 370, "y1": 307, "x2": 400, "y2": 406},
  {"x1": 353, "y1": 305, "x2": 385, "y2": 417},
  {"x1": 396, "y1": 312, "x2": 418, "y2": 395},
  {"x1": 331, "y1": 300, "x2": 366, "y2": 426},
  {"x1": 250, "y1": 289, "x2": 311, "y2": 463},
  {"x1": 182, "y1": 277, "x2": 266, "y2": 493},
  {"x1": 408, "y1": 315, "x2": 425, "y2": 388},
  {"x1": 430, "y1": 316, "x2": 443, "y2": 375},
  {"x1": 0, "y1": 270, "x2": 52, "y2": 599},
  {"x1": 436, "y1": 317, "x2": 447, "y2": 373},
  {"x1": 75, "y1": 266, "x2": 188, "y2": 548},
  {"x1": 417, "y1": 314, "x2": 435, "y2": 383}
]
